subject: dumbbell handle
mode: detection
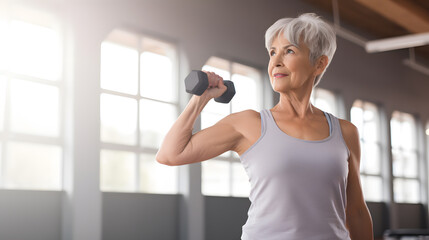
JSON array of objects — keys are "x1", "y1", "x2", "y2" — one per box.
[{"x1": 185, "y1": 70, "x2": 235, "y2": 103}]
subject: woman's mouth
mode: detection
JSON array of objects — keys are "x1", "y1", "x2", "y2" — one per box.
[{"x1": 274, "y1": 73, "x2": 288, "y2": 78}]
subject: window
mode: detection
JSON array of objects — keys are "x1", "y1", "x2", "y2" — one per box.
[
  {"x1": 0, "y1": 13, "x2": 63, "y2": 190},
  {"x1": 351, "y1": 100, "x2": 383, "y2": 202},
  {"x1": 100, "y1": 29, "x2": 178, "y2": 194},
  {"x1": 201, "y1": 57, "x2": 262, "y2": 197},
  {"x1": 310, "y1": 88, "x2": 338, "y2": 116},
  {"x1": 390, "y1": 111, "x2": 420, "y2": 203}
]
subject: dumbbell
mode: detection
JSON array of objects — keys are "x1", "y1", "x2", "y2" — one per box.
[{"x1": 185, "y1": 70, "x2": 236, "y2": 103}]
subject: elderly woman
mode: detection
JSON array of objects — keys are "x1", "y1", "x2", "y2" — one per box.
[{"x1": 157, "y1": 13, "x2": 374, "y2": 240}]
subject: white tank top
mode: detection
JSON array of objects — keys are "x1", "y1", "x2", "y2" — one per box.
[{"x1": 240, "y1": 109, "x2": 351, "y2": 240}]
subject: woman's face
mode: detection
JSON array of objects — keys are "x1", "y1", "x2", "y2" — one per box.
[{"x1": 268, "y1": 35, "x2": 320, "y2": 93}]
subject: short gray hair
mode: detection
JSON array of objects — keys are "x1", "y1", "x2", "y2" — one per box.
[{"x1": 265, "y1": 13, "x2": 336, "y2": 87}]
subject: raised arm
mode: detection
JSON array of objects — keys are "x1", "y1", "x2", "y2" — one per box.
[{"x1": 156, "y1": 72, "x2": 243, "y2": 166}]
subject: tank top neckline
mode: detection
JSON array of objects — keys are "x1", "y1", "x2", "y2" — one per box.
[{"x1": 267, "y1": 109, "x2": 334, "y2": 143}]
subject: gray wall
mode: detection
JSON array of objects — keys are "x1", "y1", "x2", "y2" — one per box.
[
  {"x1": 102, "y1": 193, "x2": 180, "y2": 240},
  {"x1": 0, "y1": 0, "x2": 429, "y2": 239},
  {"x1": 0, "y1": 190, "x2": 61, "y2": 240}
]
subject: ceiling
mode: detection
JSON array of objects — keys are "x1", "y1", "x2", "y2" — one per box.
[{"x1": 303, "y1": 0, "x2": 429, "y2": 62}]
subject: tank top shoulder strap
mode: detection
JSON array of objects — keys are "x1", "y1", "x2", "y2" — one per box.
[
  {"x1": 322, "y1": 111, "x2": 332, "y2": 135},
  {"x1": 259, "y1": 109, "x2": 269, "y2": 135},
  {"x1": 324, "y1": 111, "x2": 338, "y2": 137},
  {"x1": 260, "y1": 109, "x2": 279, "y2": 134}
]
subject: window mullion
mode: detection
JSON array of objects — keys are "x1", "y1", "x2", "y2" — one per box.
[
  {"x1": 0, "y1": 77, "x2": 11, "y2": 188},
  {"x1": 135, "y1": 40, "x2": 142, "y2": 192}
]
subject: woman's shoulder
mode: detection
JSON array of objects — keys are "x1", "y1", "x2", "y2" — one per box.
[
  {"x1": 230, "y1": 109, "x2": 262, "y2": 122},
  {"x1": 223, "y1": 109, "x2": 261, "y2": 132},
  {"x1": 337, "y1": 118, "x2": 359, "y2": 138}
]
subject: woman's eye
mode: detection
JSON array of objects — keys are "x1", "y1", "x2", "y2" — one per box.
[
  {"x1": 286, "y1": 49, "x2": 294, "y2": 54},
  {"x1": 270, "y1": 51, "x2": 276, "y2": 56}
]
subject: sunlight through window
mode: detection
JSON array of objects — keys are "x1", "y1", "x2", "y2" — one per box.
[
  {"x1": 100, "y1": 93, "x2": 138, "y2": 145},
  {"x1": 140, "y1": 52, "x2": 175, "y2": 102},
  {"x1": 311, "y1": 88, "x2": 337, "y2": 115},
  {"x1": 100, "y1": 30, "x2": 178, "y2": 194},
  {"x1": 140, "y1": 153, "x2": 178, "y2": 194},
  {"x1": 10, "y1": 79, "x2": 59, "y2": 136},
  {"x1": 351, "y1": 100, "x2": 383, "y2": 202},
  {"x1": 4, "y1": 142, "x2": 61, "y2": 190},
  {"x1": 101, "y1": 42, "x2": 139, "y2": 95},
  {"x1": 100, "y1": 150, "x2": 136, "y2": 192},
  {"x1": 0, "y1": 15, "x2": 63, "y2": 190},
  {"x1": 3, "y1": 20, "x2": 61, "y2": 80},
  {"x1": 391, "y1": 111, "x2": 419, "y2": 203}
]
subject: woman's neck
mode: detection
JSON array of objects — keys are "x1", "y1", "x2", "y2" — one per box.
[{"x1": 272, "y1": 85, "x2": 318, "y2": 119}]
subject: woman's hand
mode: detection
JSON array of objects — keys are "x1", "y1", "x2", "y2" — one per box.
[{"x1": 202, "y1": 71, "x2": 228, "y2": 100}]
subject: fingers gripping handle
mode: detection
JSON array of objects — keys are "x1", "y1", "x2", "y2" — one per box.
[{"x1": 184, "y1": 70, "x2": 235, "y2": 103}]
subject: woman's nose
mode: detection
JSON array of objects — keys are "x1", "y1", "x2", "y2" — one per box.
[{"x1": 273, "y1": 56, "x2": 283, "y2": 67}]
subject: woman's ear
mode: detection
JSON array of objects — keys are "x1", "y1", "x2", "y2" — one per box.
[{"x1": 315, "y1": 55, "x2": 329, "y2": 75}]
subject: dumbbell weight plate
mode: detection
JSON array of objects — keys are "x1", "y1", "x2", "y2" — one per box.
[
  {"x1": 214, "y1": 80, "x2": 235, "y2": 103},
  {"x1": 185, "y1": 70, "x2": 208, "y2": 96}
]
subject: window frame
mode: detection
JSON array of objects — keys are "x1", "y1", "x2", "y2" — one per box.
[
  {"x1": 99, "y1": 29, "x2": 180, "y2": 194},
  {"x1": 390, "y1": 110, "x2": 422, "y2": 203},
  {"x1": 0, "y1": 9, "x2": 64, "y2": 190},
  {"x1": 351, "y1": 99, "x2": 384, "y2": 202}
]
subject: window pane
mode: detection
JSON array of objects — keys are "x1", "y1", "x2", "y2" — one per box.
[
  {"x1": 401, "y1": 120, "x2": 415, "y2": 150},
  {"x1": 10, "y1": 79, "x2": 59, "y2": 136},
  {"x1": 361, "y1": 175, "x2": 383, "y2": 202},
  {"x1": 363, "y1": 121, "x2": 378, "y2": 143},
  {"x1": 231, "y1": 162, "x2": 250, "y2": 197},
  {"x1": 7, "y1": 21, "x2": 61, "y2": 81},
  {"x1": 351, "y1": 106, "x2": 364, "y2": 138},
  {"x1": 140, "y1": 52, "x2": 175, "y2": 102},
  {"x1": 201, "y1": 111, "x2": 223, "y2": 130},
  {"x1": 202, "y1": 65, "x2": 231, "y2": 80},
  {"x1": 0, "y1": 76, "x2": 6, "y2": 131},
  {"x1": 100, "y1": 94, "x2": 137, "y2": 145},
  {"x1": 203, "y1": 98, "x2": 230, "y2": 117},
  {"x1": 202, "y1": 160, "x2": 230, "y2": 196},
  {"x1": 391, "y1": 111, "x2": 416, "y2": 151},
  {"x1": 100, "y1": 42, "x2": 138, "y2": 95},
  {"x1": 201, "y1": 112, "x2": 229, "y2": 158},
  {"x1": 231, "y1": 74, "x2": 258, "y2": 113},
  {"x1": 4, "y1": 142, "x2": 61, "y2": 190},
  {"x1": 390, "y1": 118, "x2": 401, "y2": 148},
  {"x1": 392, "y1": 149, "x2": 405, "y2": 177},
  {"x1": 312, "y1": 88, "x2": 336, "y2": 115},
  {"x1": 314, "y1": 98, "x2": 332, "y2": 113},
  {"x1": 394, "y1": 178, "x2": 419, "y2": 203},
  {"x1": 139, "y1": 153, "x2": 178, "y2": 194},
  {"x1": 403, "y1": 151, "x2": 418, "y2": 178},
  {"x1": 361, "y1": 142, "x2": 381, "y2": 175},
  {"x1": 0, "y1": 20, "x2": 7, "y2": 71},
  {"x1": 140, "y1": 99, "x2": 177, "y2": 149},
  {"x1": 100, "y1": 150, "x2": 136, "y2": 192}
]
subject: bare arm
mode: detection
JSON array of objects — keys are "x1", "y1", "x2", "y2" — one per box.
[
  {"x1": 156, "y1": 72, "x2": 242, "y2": 166},
  {"x1": 340, "y1": 120, "x2": 374, "y2": 240}
]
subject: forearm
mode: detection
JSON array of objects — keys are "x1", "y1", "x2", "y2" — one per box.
[
  {"x1": 347, "y1": 205, "x2": 374, "y2": 240},
  {"x1": 156, "y1": 94, "x2": 211, "y2": 165}
]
